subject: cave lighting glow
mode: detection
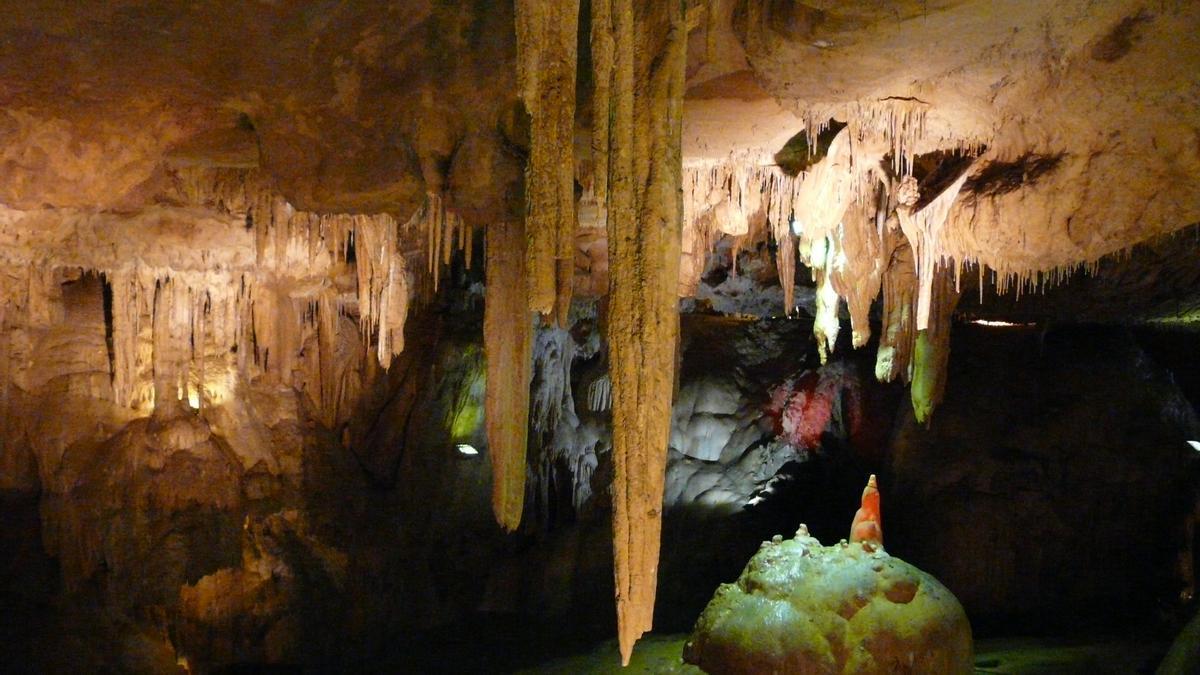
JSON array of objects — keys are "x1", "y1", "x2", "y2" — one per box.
[
  {"x1": 456, "y1": 443, "x2": 479, "y2": 456},
  {"x1": 970, "y1": 319, "x2": 1035, "y2": 327},
  {"x1": 1187, "y1": 441, "x2": 1200, "y2": 452}
]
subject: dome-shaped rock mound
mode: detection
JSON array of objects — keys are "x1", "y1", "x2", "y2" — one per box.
[{"x1": 683, "y1": 526, "x2": 972, "y2": 674}]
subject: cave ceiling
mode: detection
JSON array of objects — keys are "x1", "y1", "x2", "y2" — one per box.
[{"x1": 0, "y1": 1, "x2": 1195, "y2": 319}]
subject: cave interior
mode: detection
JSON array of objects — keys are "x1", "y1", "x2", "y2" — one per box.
[{"x1": 2, "y1": 1, "x2": 1200, "y2": 673}]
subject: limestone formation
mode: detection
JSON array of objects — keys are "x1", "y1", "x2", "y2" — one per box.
[
  {"x1": 595, "y1": 1, "x2": 688, "y2": 663},
  {"x1": 0, "y1": 1, "x2": 1198, "y2": 671},
  {"x1": 684, "y1": 525, "x2": 973, "y2": 675},
  {"x1": 485, "y1": 220, "x2": 534, "y2": 531}
]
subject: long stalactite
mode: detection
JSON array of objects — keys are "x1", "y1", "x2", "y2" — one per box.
[
  {"x1": 484, "y1": 219, "x2": 533, "y2": 532},
  {"x1": 594, "y1": 0, "x2": 687, "y2": 665},
  {"x1": 515, "y1": 0, "x2": 579, "y2": 324},
  {"x1": 911, "y1": 260, "x2": 961, "y2": 425}
]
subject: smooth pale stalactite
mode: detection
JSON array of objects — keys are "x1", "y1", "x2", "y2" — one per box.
[
  {"x1": 587, "y1": 373, "x2": 612, "y2": 412},
  {"x1": 809, "y1": 235, "x2": 842, "y2": 364},
  {"x1": 600, "y1": 0, "x2": 686, "y2": 665},
  {"x1": 354, "y1": 213, "x2": 411, "y2": 369},
  {"x1": 895, "y1": 167, "x2": 975, "y2": 332},
  {"x1": 484, "y1": 219, "x2": 534, "y2": 532},
  {"x1": 516, "y1": 0, "x2": 579, "y2": 323},
  {"x1": 830, "y1": 196, "x2": 886, "y2": 348},
  {"x1": 790, "y1": 128, "x2": 864, "y2": 245}
]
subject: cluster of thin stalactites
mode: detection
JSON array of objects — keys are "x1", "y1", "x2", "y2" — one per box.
[{"x1": 0, "y1": 167, "x2": 473, "y2": 430}]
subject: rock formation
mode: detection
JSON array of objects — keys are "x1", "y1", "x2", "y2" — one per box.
[
  {"x1": 684, "y1": 523, "x2": 973, "y2": 674},
  {"x1": 0, "y1": 0, "x2": 1199, "y2": 669}
]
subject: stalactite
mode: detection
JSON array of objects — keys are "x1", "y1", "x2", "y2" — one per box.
[
  {"x1": 808, "y1": 235, "x2": 842, "y2": 363},
  {"x1": 417, "y1": 193, "x2": 470, "y2": 295},
  {"x1": 0, "y1": 305, "x2": 9, "y2": 449},
  {"x1": 249, "y1": 282, "x2": 294, "y2": 385},
  {"x1": 910, "y1": 261, "x2": 960, "y2": 424},
  {"x1": 777, "y1": 227, "x2": 797, "y2": 314},
  {"x1": 597, "y1": 0, "x2": 686, "y2": 664},
  {"x1": 484, "y1": 219, "x2": 533, "y2": 532},
  {"x1": 876, "y1": 217, "x2": 917, "y2": 384},
  {"x1": 681, "y1": 160, "x2": 795, "y2": 304},
  {"x1": 827, "y1": 188, "x2": 886, "y2": 347},
  {"x1": 151, "y1": 276, "x2": 191, "y2": 417},
  {"x1": 895, "y1": 167, "x2": 975, "y2": 332},
  {"x1": 516, "y1": 0, "x2": 579, "y2": 323},
  {"x1": 108, "y1": 268, "x2": 140, "y2": 408},
  {"x1": 591, "y1": 0, "x2": 614, "y2": 207},
  {"x1": 587, "y1": 373, "x2": 612, "y2": 412},
  {"x1": 26, "y1": 264, "x2": 60, "y2": 328},
  {"x1": 791, "y1": 128, "x2": 861, "y2": 243},
  {"x1": 315, "y1": 289, "x2": 340, "y2": 427},
  {"x1": 354, "y1": 214, "x2": 410, "y2": 368},
  {"x1": 531, "y1": 326, "x2": 574, "y2": 434}
]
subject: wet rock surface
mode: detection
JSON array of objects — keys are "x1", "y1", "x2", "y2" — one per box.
[{"x1": 684, "y1": 528, "x2": 972, "y2": 675}]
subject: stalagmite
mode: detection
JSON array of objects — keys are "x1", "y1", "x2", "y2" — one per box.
[
  {"x1": 516, "y1": 0, "x2": 579, "y2": 322},
  {"x1": 910, "y1": 261, "x2": 960, "y2": 425},
  {"x1": 484, "y1": 220, "x2": 533, "y2": 532},
  {"x1": 849, "y1": 474, "x2": 883, "y2": 546},
  {"x1": 595, "y1": 0, "x2": 686, "y2": 664}
]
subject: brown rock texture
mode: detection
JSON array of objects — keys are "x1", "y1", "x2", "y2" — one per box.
[
  {"x1": 516, "y1": 0, "x2": 579, "y2": 323},
  {"x1": 597, "y1": 0, "x2": 688, "y2": 664},
  {"x1": 484, "y1": 219, "x2": 533, "y2": 531}
]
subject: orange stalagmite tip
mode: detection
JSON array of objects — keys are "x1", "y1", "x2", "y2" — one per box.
[{"x1": 849, "y1": 474, "x2": 883, "y2": 546}]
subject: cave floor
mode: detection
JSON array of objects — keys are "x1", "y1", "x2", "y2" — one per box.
[{"x1": 518, "y1": 633, "x2": 1168, "y2": 674}]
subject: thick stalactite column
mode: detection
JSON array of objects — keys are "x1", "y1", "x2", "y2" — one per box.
[
  {"x1": 596, "y1": 0, "x2": 686, "y2": 665},
  {"x1": 151, "y1": 277, "x2": 188, "y2": 418},
  {"x1": 911, "y1": 261, "x2": 960, "y2": 425},
  {"x1": 515, "y1": 0, "x2": 579, "y2": 324},
  {"x1": 876, "y1": 219, "x2": 917, "y2": 384},
  {"x1": 484, "y1": 220, "x2": 534, "y2": 532}
]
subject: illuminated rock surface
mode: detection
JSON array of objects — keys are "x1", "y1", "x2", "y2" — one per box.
[
  {"x1": 684, "y1": 527, "x2": 972, "y2": 675},
  {"x1": 0, "y1": 0, "x2": 1199, "y2": 670}
]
